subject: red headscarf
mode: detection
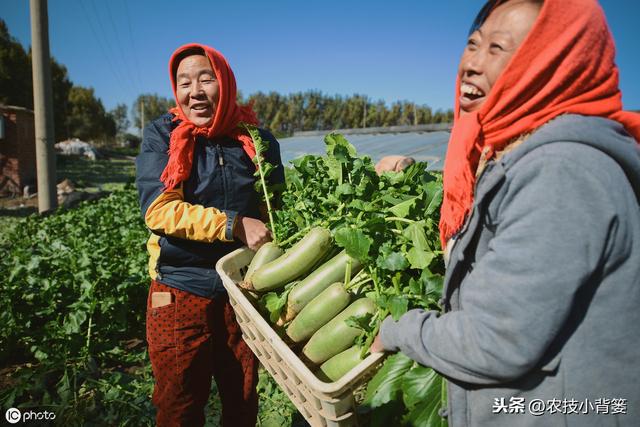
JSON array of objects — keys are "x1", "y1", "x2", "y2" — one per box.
[
  {"x1": 439, "y1": 0, "x2": 640, "y2": 248},
  {"x1": 160, "y1": 43, "x2": 259, "y2": 190}
]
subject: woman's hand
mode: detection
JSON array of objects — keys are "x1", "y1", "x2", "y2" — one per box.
[
  {"x1": 375, "y1": 156, "x2": 416, "y2": 175},
  {"x1": 233, "y1": 216, "x2": 272, "y2": 251},
  {"x1": 369, "y1": 333, "x2": 387, "y2": 353}
]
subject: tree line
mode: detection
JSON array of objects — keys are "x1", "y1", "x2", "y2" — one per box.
[
  {"x1": 128, "y1": 91, "x2": 454, "y2": 139},
  {"x1": 1, "y1": 19, "x2": 452, "y2": 145},
  {"x1": 246, "y1": 91, "x2": 453, "y2": 137}
]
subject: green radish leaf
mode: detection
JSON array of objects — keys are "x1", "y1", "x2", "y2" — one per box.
[
  {"x1": 63, "y1": 310, "x2": 87, "y2": 334},
  {"x1": 347, "y1": 199, "x2": 365, "y2": 210},
  {"x1": 335, "y1": 228, "x2": 372, "y2": 262},
  {"x1": 401, "y1": 365, "x2": 439, "y2": 408},
  {"x1": 366, "y1": 400, "x2": 405, "y2": 427},
  {"x1": 336, "y1": 183, "x2": 355, "y2": 196},
  {"x1": 288, "y1": 172, "x2": 303, "y2": 191},
  {"x1": 364, "y1": 353, "x2": 414, "y2": 407},
  {"x1": 408, "y1": 277, "x2": 423, "y2": 295},
  {"x1": 423, "y1": 271, "x2": 444, "y2": 297},
  {"x1": 57, "y1": 369, "x2": 73, "y2": 403},
  {"x1": 403, "y1": 221, "x2": 431, "y2": 251},
  {"x1": 381, "y1": 194, "x2": 405, "y2": 205},
  {"x1": 244, "y1": 123, "x2": 278, "y2": 243},
  {"x1": 422, "y1": 179, "x2": 441, "y2": 203},
  {"x1": 332, "y1": 144, "x2": 352, "y2": 163},
  {"x1": 262, "y1": 289, "x2": 291, "y2": 324},
  {"x1": 325, "y1": 158, "x2": 343, "y2": 184},
  {"x1": 402, "y1": 162, "x2": 428, "y2": 185},
  {"x1": 381, "y1": 170, "x2": 406, "y2": 185},
  {"x1": 34, "y1": 349, "x2": 49, "y2": 361},
  {"x1": 402, "y1": 366, "x2": 448, "y2": 427},
  {"x1": 261, "y1": 161, "x2": 275, "y2": 179},
  {"x1": 323, "y1": 133, "x2": 358, "y2": 183},
  {"x1": 8, "y1": 265, "x2": 25, "y2": 282},
  {"x1": 388, "y1": 295, "x2": 409, "y2": 320},
  {"x1": 290, "y1": 155, "x2": 308, "y2": 169},
  {"x1": 325, "y1": 133, "x2": 357, "y2": 158},
  {"x1": 324, "y1": 151, "x2": 344, "y2": 183},
  {"x1": 344, "y1": 312, "x2": 374, "y2": 331},
  {"x1": 248, "y1": 126, "x2": 269, "y2": 155},
  {"x1": 388, "y1": 197, "x2": 417, "y2": 218},
  {"x1": 426, "y1": 184, "x2": 444, "y2": 216},
  {"x1": 407, "y1": 248, "x2": 435, "y2": 270},
  {"x1": 378, "y1": 251, "x2": 408, "y2": 271}
]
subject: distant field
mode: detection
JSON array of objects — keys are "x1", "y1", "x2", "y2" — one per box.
[
  {"x1": 56, "y1": 150, "x2": 137, "y2": 191},
  {"x1": 0, "y1": 151, "x2": 137, "y2": 225},
  {"x1": 0, "y1": 152, "x2": 137, "y2": 249}
]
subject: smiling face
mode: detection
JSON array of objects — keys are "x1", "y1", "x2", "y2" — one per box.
[
  {"x1": 458, "y1": 0, "x2": 542, "y2": 116},
  {"x1": 175, "y1": 54, "x2": 220, "y2": 127}
]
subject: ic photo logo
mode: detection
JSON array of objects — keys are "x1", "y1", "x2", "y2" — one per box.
[
  {"x1": 5, "y1": 408, "x2": 21, "y2": 424},
  {"x1": 5, "y1": 407, "x2": 56, "y2": 424}
]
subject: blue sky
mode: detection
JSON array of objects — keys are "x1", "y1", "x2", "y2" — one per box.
[{"x1": 3, "y1": 0, "x2": 639, "y2": 117}]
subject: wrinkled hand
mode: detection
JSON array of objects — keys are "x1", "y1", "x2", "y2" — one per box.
[
  {"x1": 369, "y1": 333, "x2": 386, "y2": 353},
  {"x1": 375, "y1": 155, "x2": 416, "y2": 175},
  {"x1": 234, "y1": 216, "x2": 272, "y2": 251}
]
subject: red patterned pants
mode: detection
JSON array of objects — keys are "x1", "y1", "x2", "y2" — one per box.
[{"x1": 146, "y1": 280, "x2": 258, "y2": 427}]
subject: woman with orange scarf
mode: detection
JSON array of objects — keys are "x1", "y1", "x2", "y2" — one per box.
[
  {"x1": 135, "y1": 44, "x2": 284, "y2": 426},
  {"x1": 373, "y1": 0, "x2": 640, "y2": 425}
]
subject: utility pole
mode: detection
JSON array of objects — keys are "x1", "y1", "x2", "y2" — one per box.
[
  {"x1": 30, "y1": 0, "x2": 57, "y2": 213},
  {"x1": 414, "y1": 104, "x2": 418, "y2": 126},
  {"x1": 363, "y1": 97, "x2": 367, "y2": 128},
  {"x1": 140, "y1": 98, "x2": 145, "y2": 137}
]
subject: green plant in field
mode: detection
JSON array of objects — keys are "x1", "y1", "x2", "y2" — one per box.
[
  {"x1": 256, "y1": 369, "x2": 298, "y2": 427},
  {"x1": 244, "y1": 124, "x2": 279, "y2": 243},
  {"x1": 0, "y1": 186, "x2": 148, "y2": 365}
]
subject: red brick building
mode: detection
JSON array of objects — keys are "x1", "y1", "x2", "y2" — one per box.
[{"x1": 0, "y1": 105, "x2": 36, "y2": 196}]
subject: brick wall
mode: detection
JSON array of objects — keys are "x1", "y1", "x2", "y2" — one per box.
[{"x1": 0, "y1": 105, "x2": 36, "y2": 196}]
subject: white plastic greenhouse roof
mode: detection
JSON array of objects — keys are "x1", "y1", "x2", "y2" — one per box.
[{"x1": 278, "y1": 130, "x2": 451, "y2": 171}]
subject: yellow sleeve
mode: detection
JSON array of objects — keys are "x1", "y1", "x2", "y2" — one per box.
[{"x1": 144, "y1": 186, "x2": 236, "y2": 243}]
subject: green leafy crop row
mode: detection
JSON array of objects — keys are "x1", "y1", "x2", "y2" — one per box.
[
  {"x1": 0, "y1": 185, "x2": 299, "y2": 425},
  {"x1": 1, "y1": 188, "x2": 148, "y2": 365}
]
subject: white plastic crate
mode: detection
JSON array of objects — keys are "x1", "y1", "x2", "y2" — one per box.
[{"x1": 216, "y1": 248, "x2": 385, "y2": 427}]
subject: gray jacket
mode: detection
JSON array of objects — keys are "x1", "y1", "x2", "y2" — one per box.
[{"x1": 380, "y1": 115, "x2": 640, "y2": 427}]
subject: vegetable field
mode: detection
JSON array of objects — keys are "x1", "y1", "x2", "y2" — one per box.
[
  {"x1": 1, "y1": 133, "x2": 448, "y2": 426},
  {"x1": 0, "y1": 187, "x2": 155, "y2": 425},
  {"x1": 0, "y1": 176, "x2": 298, "y2": 425}
]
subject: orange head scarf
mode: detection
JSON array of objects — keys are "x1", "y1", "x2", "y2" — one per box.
[
  {"x1": 439, "y1": 0, "x2": 640, "y2": 248},
  {"x1": 160, "y1": 43, "x2": 259, "y2": 190}
]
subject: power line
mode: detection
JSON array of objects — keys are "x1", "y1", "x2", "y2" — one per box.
[
  {"x1": 104, "y1": 0, "x2": 143, "y2": 96},
  {"x1": 121, "y1": 0, "x2": 145, "y2": 97},
  {"x1": 86, "y1": 0, "x2": 137, "y2": 96},
  {"x1": 78, "y1": 0, "x2": 129, "y2": 98}
]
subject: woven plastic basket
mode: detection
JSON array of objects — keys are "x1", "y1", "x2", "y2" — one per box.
[{"x1": 216, "y1": 247, "x2": 385, "y2": 427}]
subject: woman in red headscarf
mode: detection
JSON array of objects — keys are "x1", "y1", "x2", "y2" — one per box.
[
  {"x1": 373, "y1": 1, "x2": 640, "y2": 425},
  {"x1": 135, "y1": 43, "x2": 284, "y2": 426}
]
